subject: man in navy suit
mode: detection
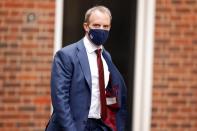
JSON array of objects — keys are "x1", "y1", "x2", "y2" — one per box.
[{"x1": 45, "y1": 5, "x2": 127, "y2": 131}]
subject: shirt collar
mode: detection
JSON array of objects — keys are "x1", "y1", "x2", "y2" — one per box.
[{"x1": 83, "y1": 35, "x2": 103, "y2": 54}]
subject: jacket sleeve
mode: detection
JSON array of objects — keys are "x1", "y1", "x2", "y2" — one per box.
[
  {"x1": 50, "y1": 50, "x2": 77, "y2": 131},
  {"x1": 116, "y1": 75, "x2": 128, "y2": 131}
]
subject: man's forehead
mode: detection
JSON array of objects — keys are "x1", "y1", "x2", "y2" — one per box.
[{"x1": 89, "y1": 10, "x2": 110, "y2": 19}]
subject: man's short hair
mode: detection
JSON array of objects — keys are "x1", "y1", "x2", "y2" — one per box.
[{"x1": 84, "y1": 5, "x2": 112, "y2": 23}]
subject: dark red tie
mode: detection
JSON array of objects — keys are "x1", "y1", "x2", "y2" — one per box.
[{"x1": 96, "y1": 49, "x2": 107, "y2": 120}]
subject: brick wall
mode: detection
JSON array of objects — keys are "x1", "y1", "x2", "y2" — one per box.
[
  {"x1": 152, "y1": 0, "x2": 197, "y2": 131},
  {"x1": 0, "y1": 0, "x2": 55, "y2": 130}
]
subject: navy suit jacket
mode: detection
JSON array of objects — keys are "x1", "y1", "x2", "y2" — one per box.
[{"x1": 45, "y1": 39, "x2": 127, "y2": 131}]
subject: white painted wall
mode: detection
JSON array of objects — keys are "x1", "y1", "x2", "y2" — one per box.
[
  {"x1": 51, "y1": 0, "x2": 64, "y2": 113},
  {"x1": 132, "y1": 0, "x2": 156, "y2": 131},
  {"x1": 53, "y1": 0, "x2": 64, "y2": 56}
]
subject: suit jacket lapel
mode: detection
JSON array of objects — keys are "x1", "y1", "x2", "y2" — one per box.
[
  {"x1": 76, "y1": 40, "x2": 92, "y2": 90},
  {"x1": 102, "y1": 50, "x2": 119, "y2": 87},
  {"x1": 76, "y1": 42, "x2": 120, "y2": 91}
]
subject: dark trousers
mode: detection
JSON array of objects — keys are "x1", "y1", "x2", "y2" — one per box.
[{"x1": 85, "y1": 118, "x2": 113, "y2": 131}]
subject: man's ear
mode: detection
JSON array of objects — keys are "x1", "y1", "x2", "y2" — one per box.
[{"x1": 83, "y1": 23, "x2": 89, "y2": 32}]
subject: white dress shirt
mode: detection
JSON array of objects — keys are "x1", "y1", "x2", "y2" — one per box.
[{"x1": 83, "y1": 35, "x2": 110, "y2": 119}]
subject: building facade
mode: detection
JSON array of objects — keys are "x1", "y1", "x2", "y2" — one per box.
[{"x1": 0, "y1": 0, "x2": 196, "y2": 131}]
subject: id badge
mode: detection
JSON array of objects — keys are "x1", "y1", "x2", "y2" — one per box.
[{"x1": 106, "y1": 97, "x2": 117, "y2": 105}]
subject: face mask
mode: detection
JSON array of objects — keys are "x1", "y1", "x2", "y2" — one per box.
[{"x1": 88, "y1": 28, "x2": 109, "y2": 46}]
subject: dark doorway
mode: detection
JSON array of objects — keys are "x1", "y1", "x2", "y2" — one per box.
[{"x1": 62, "y1": 1, "x2": 137, "y2": 130}]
